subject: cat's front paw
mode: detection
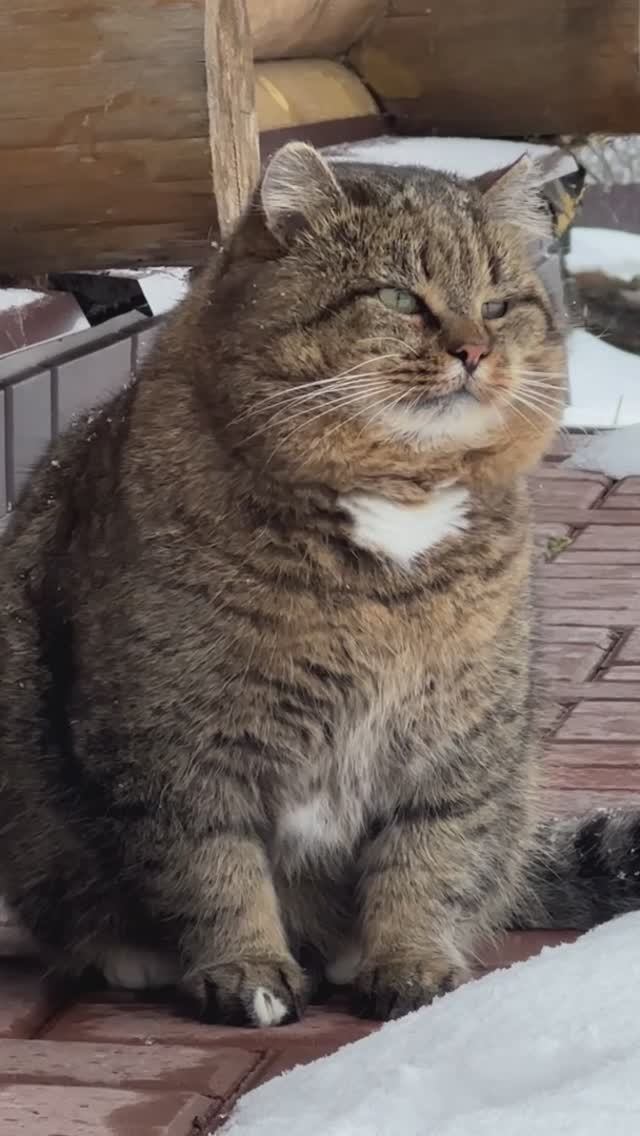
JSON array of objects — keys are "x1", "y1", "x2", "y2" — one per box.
[
  {"x1": 352, "y1": 960, "x2": 464, "y2": 1021},
  {"x1": 186, "y1": 957, "x2": 309, "y2": 1028}
]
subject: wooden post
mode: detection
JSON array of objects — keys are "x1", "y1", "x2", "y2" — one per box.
[{"x1": 205, "y1": 0, "x2": 261, "y2": 241}]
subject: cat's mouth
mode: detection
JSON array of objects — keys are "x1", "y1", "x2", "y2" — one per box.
[{"x1": 405, "y1": 388, "x2": 480, "y2": 415}]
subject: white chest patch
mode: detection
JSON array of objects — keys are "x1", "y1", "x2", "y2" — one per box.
[
  {"x1": 277, "y1": 794, "x2": 345, "y2": 855},
  {"x1": 338, "y1": 485, "x2": 471, "y2": 568}
]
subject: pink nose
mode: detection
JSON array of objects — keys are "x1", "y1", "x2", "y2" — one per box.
[{"x1": 452, "y1": 343, "x2": 490, "y2": 375}]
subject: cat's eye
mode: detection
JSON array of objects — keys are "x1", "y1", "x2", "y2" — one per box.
[
  {"x1": 377, "y1": 287, "x2": 421, "y2": 315},
  {"x1": 482, "y1": 300, "x2": 508, "y2": 320}
]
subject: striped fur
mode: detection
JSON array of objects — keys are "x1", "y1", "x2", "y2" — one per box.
[
  {"x1": 0, "y1": 145, "x2": 581, "y2": 1027},
  {"x1": 518, "y1": 812, "x2": 640, "y2": 930}
]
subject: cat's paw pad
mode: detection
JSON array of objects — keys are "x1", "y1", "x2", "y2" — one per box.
[
  {"x1": 188, "y1": 957, "x2": 309, "y2": 1027},
  {"x1": 352, "y1": 962, "x2": 463, "y2": 1021}
]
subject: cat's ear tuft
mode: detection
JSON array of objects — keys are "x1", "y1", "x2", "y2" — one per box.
[
  {"x1": 476, "y1": 155, "x2": 551, "y2": 240},
  {"x1": 260, "y1": 142, "x2": 344, "y2": 243}
]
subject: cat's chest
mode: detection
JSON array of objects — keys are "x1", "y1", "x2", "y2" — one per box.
[
  {"x1": 337, "y1": 485, "x2": 470, "y2": 567},
  {"x1": 273, "y1": 705, "x2": 394, "y2": 869}
]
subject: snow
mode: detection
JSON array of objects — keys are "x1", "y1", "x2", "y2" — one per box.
[
  {"x1": 326, "y1": 136, "x2": 575, "y2": 181},
  {"x1": 569, "y1": 135, "x2": 640, "y2": 187},
  {"x1": 565, "y1": 330, "x2": 640, "y2": 429},
  {"x1": 563, "y1": 228, "x2": 640, "y2": 428},
  {"x1": 137, "y1": 269, "x2": 189, "y2": 315},
  {"x1": 222, "y1": 913, "x2": 640, "y2": 1135},
  {"x1": 565, "y1": 424, "x2": 640, "y2": 478},
  {"x1": 566, "y1": 227, "x2": 640, "y2": 282},
  {"x1": 105, "y1": 267, "x2": 191, "y2": 315},
  {"x1": 0, "y1": 288, "x2": 45, "y2": 313}
]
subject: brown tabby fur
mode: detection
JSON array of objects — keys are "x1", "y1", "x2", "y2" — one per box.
[{"x1": 0, "y1": 145, "x2": 567, "y2": 1025}]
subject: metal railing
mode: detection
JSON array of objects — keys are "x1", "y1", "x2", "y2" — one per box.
[{"x1": 1, "y1": 314, "x2": 162, "y2": 518}]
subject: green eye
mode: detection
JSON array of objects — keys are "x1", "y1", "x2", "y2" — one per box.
[
  {"x1": 482, "y1": 300, "x2": 508, "y2": 319},
  {"x1": 377, "y1": 287, "x2": 421, "y2": 315}
]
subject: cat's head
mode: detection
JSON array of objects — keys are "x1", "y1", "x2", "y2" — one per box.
[{"x1": 200, "y1": 142, "x2": 566, "y2": 492}]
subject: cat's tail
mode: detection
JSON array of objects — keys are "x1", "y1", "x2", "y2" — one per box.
[{"x1": 514, "y1": 810, "x2": 640, "y2": 930}]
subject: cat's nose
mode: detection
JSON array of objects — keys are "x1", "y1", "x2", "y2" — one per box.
[{"x1": 450, "y1": 343, "x2": 490, "y2": 375}]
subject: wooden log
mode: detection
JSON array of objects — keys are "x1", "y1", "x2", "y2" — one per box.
[
  {"x1": 1, "y1": 0, "x2": 638, "y2": 275},
  {"x1": 0, "y1": 0, "x2": 379, "y2": 275},
  {"x1": 1, "y1": 0, "x2": 216, "y2": 274},
  {"x1": 351, "y1": 0, "x2": 640, "y2": 137},
  {"x1": 205, "y1": 0, "x2": 260, "y2": 240}
]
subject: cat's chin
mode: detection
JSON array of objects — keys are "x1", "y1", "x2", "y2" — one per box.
[{"x1": 378, "y1": 393, "x2": 502, "y2": 450}]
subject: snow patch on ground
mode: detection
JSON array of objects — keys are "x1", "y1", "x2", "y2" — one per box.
[
  {"x1": 565, "y1": 330, "x2": 640, "y2": 429},
  {"x1": 137, "y1": 269, "x2": 190, "y2": 315},
  {"x1": 326, "y1": 136, "x2": 574, "y2": 180},
  {"x1": 106, "y1": 267, "x2": 191, "y2": 315},
  {"x1": 566, "y1": 227, "x2": 640, "y2": 282},
  {"x1": 223, "y1": 912, "x2": 640, "y2": 1135},
  {"x1": 565, "y1": 423, "x2": 640, "y2": 478},
  {"x1": 0, "y1": 288, "x2": 46, "y2": 313}
]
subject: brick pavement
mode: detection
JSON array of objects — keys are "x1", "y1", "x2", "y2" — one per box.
[{"x1": 1, "y1": 445, "x2": 639, "y2": 1133}]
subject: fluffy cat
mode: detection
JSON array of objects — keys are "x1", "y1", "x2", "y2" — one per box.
[{"x1": 1, "y1": 144, "x2": 637, "y2": 1027}]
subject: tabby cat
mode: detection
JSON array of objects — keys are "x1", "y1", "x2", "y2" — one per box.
[{"x1": 1, "y1": 144, "x2": 637, "y2": 1028}]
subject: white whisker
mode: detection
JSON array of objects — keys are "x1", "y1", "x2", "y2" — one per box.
[
  {"x1": 509, "y1": 390, "x2": 562, "y2": 428},
  {"x1": 515, "y1": 387, "x2": 565, "y2": 408},
  {"x1": 228, "y1": 353, "x2": 405, "y2": 428},
  {"x1": 268, "y1": 385, "x2": 391, "y2": 461},
  {"x1": 243, "y1": 378, "x2": 388, "y2": 444}
]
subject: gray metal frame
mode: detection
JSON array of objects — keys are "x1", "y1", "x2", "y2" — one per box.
[{"x1": 1, "y1": 315, "x2": 162, "y2": 518}]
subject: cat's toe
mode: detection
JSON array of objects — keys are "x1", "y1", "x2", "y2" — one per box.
[
  {"x1": 188, "y1": 958, "x2": 309, "y2": 1027},
  {"x1": 352, "y1": 963, "x2": 461, "y2": 1022}
]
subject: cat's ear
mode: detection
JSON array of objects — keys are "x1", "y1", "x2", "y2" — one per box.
[
  {"x1": 260, "y1": 142, "x2": 345, "y2": 243},
  {"x1": 476, "y1": 155, "x2": 551, "y2": 240}
]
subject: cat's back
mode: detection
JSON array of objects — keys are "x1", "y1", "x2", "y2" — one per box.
[{"x1": 1, "y1": 382, "x2": 138, "y2": 586}]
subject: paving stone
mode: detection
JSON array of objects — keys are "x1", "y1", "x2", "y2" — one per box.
[
  {"x1": 538, "y1": 509, "x2": 640, "y2": 528},
  {"x1": 546, "y1": 762, "x2": 640, "y2": 792},
  {"x1": 479, "y1": 931, "x2": 580, "y2": 970},
  {"x1": 0, "y1": 1039, "x2": 261, "y2": 1095},
  {"x1": 543, "y1": 788, "x2": 640, "y2": 816},
  {"x1": 545, "y1": 742, "x2": 640, "y2": 768},
  {"x1": 571, "y1": 525, "x2": 640, "y2": 550},
  {"x1": 542, "y1": 562, "x2": 640, "y2": 579},
  {"x1": 532, "y1": 464, "x2": 608, "y2": 484},
  {"x1": 555, "y1": 682, "x2": 640, "y2": 702},
  {"x1": 44, "y1": 1001, "x2": 374, "y2": 1051},
  {"x1": 555, "y1": 701, "x2": 640, "y2": 741},
  {"x1": 617, "y1": 629, "x2": 640, "y2": 663},
  {"x1": 530, "y1": 477, "x2": 604, "y2": 510},
  {"x1": 602, "y1": 478, "x2": 640, "y2": 500},
  {"x1": 603, "y1": 666, "x2": 640, "y2": 681},
  {"x1": 549, "y1": 551, "x2": 640, "y2": 566},
  {"x1": 0, "y1": 1085, "x2": 212, "y2": 1136},
  {"x1": 0, "y1": 964, "x2": 57, "y2": 1040},
  {"x1": 541, "y1": 608, "x2": 633, "y2": 627},
  {"x1": 539, "y1": 703, "x2": 566, "y2": 734},
  {"x1": 538, "y1": 644, "x2": 608, "y2": 683},
  {"x1": 536, "y1": 577, "x2": 640, "y2": 608},
  {"x1": 535, "y1": 522, "x2": 571, "y2": 542},
  {"x1": 538, "y1": 626, "x2": 613, "y2": 648}
]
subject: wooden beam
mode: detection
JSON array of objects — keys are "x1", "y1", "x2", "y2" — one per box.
[
  {"x1": 0, "y1": 0, "x2": 216, "y2": 275},
  {"x1": 351, "y1": 0, "x2": 640, "y2": 137},
  {"x1": 205, "y1": 0, "x2": 260, "y2": 240},
  {"x1": 1, "y1": 0, "x2": 638, "y2": 275}
]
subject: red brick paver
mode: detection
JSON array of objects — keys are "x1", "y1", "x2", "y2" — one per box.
[{"x1": 1, "y1": 439, "x2": 639, "y2": 1131}]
